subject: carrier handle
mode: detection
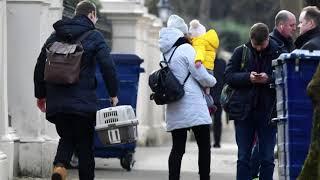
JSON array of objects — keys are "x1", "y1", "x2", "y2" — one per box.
[{"x1": 271, "y1": 117, "x2": 287, "y2": 123}]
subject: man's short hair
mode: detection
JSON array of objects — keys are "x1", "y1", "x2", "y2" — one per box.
[
  {"x1": 250, "y1": 23, "x2": 269, "y2": 45},
  {"x1": 75, "y1": 0, "x2": 96, "y2": 16},
  {"x1": 275, "y1": 10, "x2": 290, "y2": 27},
  {"x1": 302, "y1": 6, "x2": 320, "y2": 27}
]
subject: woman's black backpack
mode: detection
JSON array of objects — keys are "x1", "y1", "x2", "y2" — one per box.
[{"x1": 149, "y1": 46, "x2": 190, "y2": 105}]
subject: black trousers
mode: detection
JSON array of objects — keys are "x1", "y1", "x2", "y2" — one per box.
[
  {"x1": 169, "y1": 124, "x2": 211, "y2": 180},
  {"x1": 50, "y1": 113, "x2": 96, "y2": 180},
  {"x1": 213, "y1": 105, "x2": 222, "y2": 145}
]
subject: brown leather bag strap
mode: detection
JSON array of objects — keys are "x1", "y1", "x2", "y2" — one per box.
[{"x1": 76, "y1": 30, "x2": 95, "y2": 43}]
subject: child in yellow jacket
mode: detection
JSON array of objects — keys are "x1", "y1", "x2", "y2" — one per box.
[{"x1": 189, "y1": 19, "x2": 219, "y2": 94}]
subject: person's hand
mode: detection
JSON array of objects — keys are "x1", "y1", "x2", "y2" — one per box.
[
  {"x1": 205, "y1": 87, "x2": 210, "y2": 95},
  {"x1": 37, "y1": 98, "x2": 46, "y2": 112},
  {"x1": 211, "y1": 105, "x2": 217, "y2": 113},
  {"x1": 209, "y1": 105, "x2": 217, "y2": 114},
  {"x1": 195, "y1": 61, "x2": 202, "y2": 68},
  {"x1": 257, "y1": 72, "x2": 269, "y2": 84},
  {"x1": 250, "y1": 71, "x2": 259, "y2": 83},
  {"x1": 250, "y1": 72, "x2": 268, "y2": 84},
  {"x1": 110, "y1": 96, "x2": 119, "y2": 107}
]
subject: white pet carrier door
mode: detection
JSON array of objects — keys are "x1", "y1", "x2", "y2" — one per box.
[{"x1": 108, "y1": 129, "x2": 121, "y2": 144}]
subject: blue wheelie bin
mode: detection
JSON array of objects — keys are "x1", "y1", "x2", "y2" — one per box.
[
  {"x1": 94, "y1": 53, "x2": 144, "y2": 171},
  {"x1": 272, "y1": 50, "x2": 320, "y2": 180}
]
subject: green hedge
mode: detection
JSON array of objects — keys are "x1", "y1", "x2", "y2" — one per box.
[{"x1": 209, "y1": 20, "x2": 250, "y2": 52}]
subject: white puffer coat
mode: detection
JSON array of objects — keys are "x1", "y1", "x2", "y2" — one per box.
[{"x1": 158, "y1": 28, "x2": 216, "y2": 131}]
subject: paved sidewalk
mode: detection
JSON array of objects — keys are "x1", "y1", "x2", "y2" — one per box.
[
  {"x1": 65, "y1": 142, "x2": 238, "y2": 180},
  {"x1": 16, "y1": 121, "x2": 279, "y2": 180},
  {"x1": 79, "y1": 120, "x2": 238, "y2": 179},
  {"x1": 15, "y1": 143, "x2": 238, "y2": 180}
]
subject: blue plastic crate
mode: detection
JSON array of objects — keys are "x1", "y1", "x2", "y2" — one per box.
[
  {"x1": 96, "y1": 53, "x2": 144, "y2": 110},
  {"x1": 285, "y1": 143, "x2": 310, "y2": 178},
  {"x1": 94, "y1": 53, "x2": 144, "y2": 162},
  {"x1": 113, "y1": 54, "x2": 144, "y2": 83},
  {"x1": 273, "y1": 50, "x2": 320, "y2": 180}
]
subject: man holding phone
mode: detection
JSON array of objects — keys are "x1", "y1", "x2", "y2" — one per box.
[
  {"x1": 250, "y1": 10, "x2": 297, "y2": 179},
  {"x1": 225, "y1": 23, "x2": 283, "y2": 180}
]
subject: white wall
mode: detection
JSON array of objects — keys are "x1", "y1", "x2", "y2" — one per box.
[{"x1": 0, "y1": 0, "x2": 9, "y2": 179}]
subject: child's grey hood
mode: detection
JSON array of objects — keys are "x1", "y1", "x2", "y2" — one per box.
[{"x1": 159, "y1": 28, "x2": 184, "y2": 54}]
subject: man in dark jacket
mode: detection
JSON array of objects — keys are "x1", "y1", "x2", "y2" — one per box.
[
  {"x1": 295, "y1": 6, "x2": 320, "y2": 50},
  {"x1": 295, "y1": 6, "x2": 320, "y2": 180},
  {"x1": 210, "y1": 57, "x2": 226, "y2": 148},
  {"x1": 249, "y1": 10, "x2": 296, "y2": 178},
  {"x1": 225, "y1": 23, "x2": 282, "y2": 180},
  {"x1": 33, "y1": 1, "x2": 118, "y2": 180},
  {"x1": 270, "y1": 10, "x2": 296, "y2": 52}
]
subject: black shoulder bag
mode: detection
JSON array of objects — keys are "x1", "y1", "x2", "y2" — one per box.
[
  {"x1": 220, "y1": 44, "x2": 249, "y2": 113},
  {"x1": 148, "y1": 46, "x2": 190, "y2": 105}
]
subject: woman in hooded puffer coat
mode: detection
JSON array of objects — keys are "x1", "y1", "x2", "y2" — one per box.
[{"x1": 159, "y1": 26, "x2": 216, "y2": 180}]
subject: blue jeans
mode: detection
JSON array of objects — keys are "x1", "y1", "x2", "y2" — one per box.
[{"x1": 234, "y1": 110, "x2": 276, "y2": 180}]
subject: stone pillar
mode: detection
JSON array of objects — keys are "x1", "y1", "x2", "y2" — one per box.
[
  {"x1": 0, "y1": 152, "x2": 8, "y2": 180},
  {"x1": 42, "y1": 0, "x2": 62, "y2": 141},
  {"x1": 100, "y1": 0, "x2": 147, "y2": 54},
  {"x1": 47, "y1": 0, "x2": 63, "y2": 33},
  {"x1": 7, "y1": 0, "x2": 59, "y2": 177},
  {"x1": 135, "y1": 15, "x2": 156, "y2": 145},
  {"x1": 0, "y1": 0, "x2": 17, "y2": 179},
  {"x1": 136, "y1": 14, "x2": 170, "y2": 146},
  {"x1": 0, "y1": 0, "x2": 9, "y2": 179}
]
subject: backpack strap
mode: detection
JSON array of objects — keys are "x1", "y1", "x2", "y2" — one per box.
[
  {"x1": 182, "y1": 72, "x2": 191, "y2": 85},
  {"x1": 163, "y1": 46, "x2": 190, "y2": 85},
  {"x1": 76, "y1": 30, "x2": 95, "y2": 43},
  {"x1": 240, "y1": 44, "x2": 249, "y2": 71},
  {"x1": 163, "y1": 46, "x2": 179, "y2": 64}
]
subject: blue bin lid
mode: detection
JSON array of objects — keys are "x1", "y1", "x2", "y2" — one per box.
[{"x1": 111, "y1": 53, "x2": 144, "y2": 65}]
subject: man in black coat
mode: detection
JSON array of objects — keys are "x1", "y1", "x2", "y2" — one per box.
[
  {"x1": 294, "y1": 6, "x2": 320, "y2": 179},
  {"x1": 295, "y1": 6, "x2": 320, "y2": 50},
  {"x1": 225, "y1": 23, "x2": 282, "y2": 180},
  {"x1": 33, "y1": 1, "x2": 119, "y2": 180},
  {"x1": 270, "y1": 10, "x2": 296, "y2": 52}
]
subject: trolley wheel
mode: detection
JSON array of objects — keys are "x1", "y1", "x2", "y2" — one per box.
[{"x1": 120, "y1": 153, "x2": 135, "y2": 171}]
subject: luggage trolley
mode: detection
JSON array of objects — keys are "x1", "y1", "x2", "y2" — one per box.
[
  {"x1": 70, "y1": 54, "x2": 144, "y2": 171},
  {"x1": 94, "y1": 54, "x2": 144, "y2": 171}
]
